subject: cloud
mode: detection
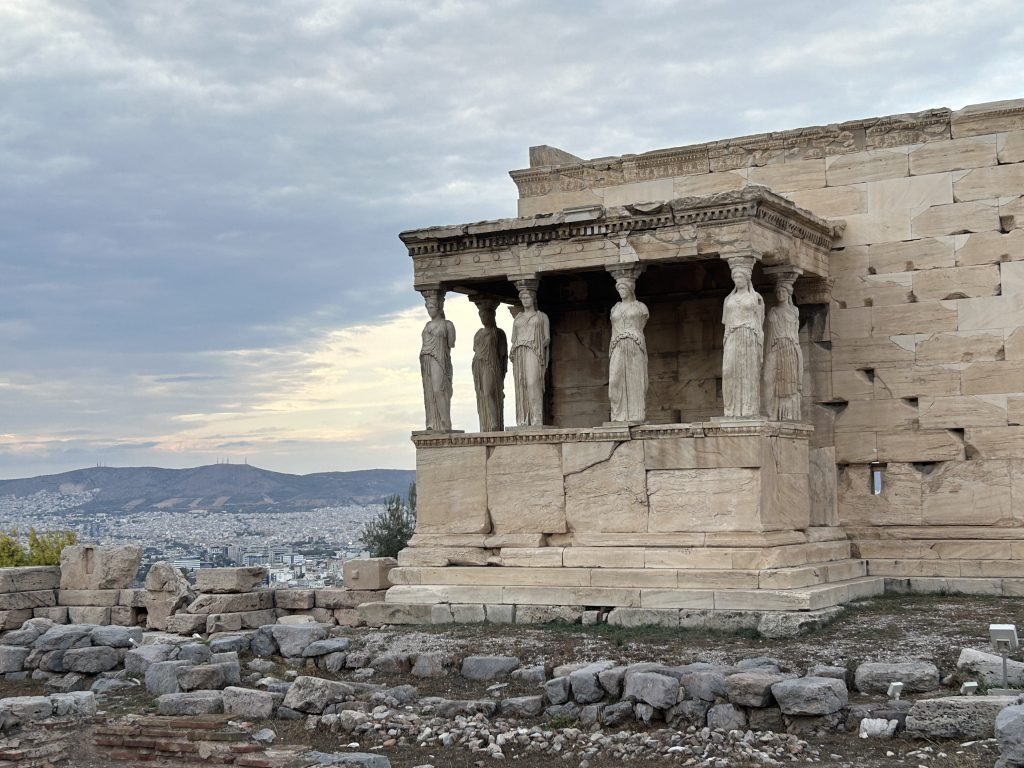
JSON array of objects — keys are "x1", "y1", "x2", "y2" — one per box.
[{"x1": 0, "y1": 0, "x2": 1022, "y2": 477}]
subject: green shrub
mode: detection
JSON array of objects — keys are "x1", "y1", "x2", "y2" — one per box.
[
  {"x1": 0, "y1": 528, "x2": 77, "y2": 567},
  {"x1": 361, "y1": 483, "x2": 416, "y2": 559}
]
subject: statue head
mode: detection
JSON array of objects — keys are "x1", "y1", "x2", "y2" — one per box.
[
  {"x1": 775, "y1": 280, "x2": 794, "y2": 304},
  {"x1": 423, "y1": 292, "x2": 444, "y2": 320},
  {"x1": 615, "y1": 277, "x2": 636, "y2": 302},
  {"x1": 730, "y1": 266, "x2": 752, "y2": 291},
  {"x1": 518, "y1": 288, "x2": 537, "y2": 312},
  {"x1": 474, "y1": 297, "x2": 499, "y2": 327}
]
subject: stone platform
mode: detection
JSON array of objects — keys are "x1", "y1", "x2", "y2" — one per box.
[{"x1": 380, "y1": 420, "x2": 884, "y2": 627}]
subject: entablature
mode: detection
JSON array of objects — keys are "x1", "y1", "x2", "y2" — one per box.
[{"x1": 400, "y1": 186, "x2": 836, "y2": 290}]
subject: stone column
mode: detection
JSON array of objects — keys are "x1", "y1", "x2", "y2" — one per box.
[
  {"x1": 469, "y1": 296, "x2": 508, "y2": 432},
  {"x1": 606, "y1": 263, "x2": 649, "y2": 424},
  {"x1": 721, "y1": 255, "x2": 765, "y2": 419},
  {"x1": 418, "y1": 287, "x2": 456, "y2": 432},
  {"x1": 762, "y1": 266, "x2": 803, "y2": 421},
  {"x1": 509, "y1": 278, "x2": 550, "y2": 427}
]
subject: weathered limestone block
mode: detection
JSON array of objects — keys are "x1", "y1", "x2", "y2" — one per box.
[
  {"x1": 838, "y1": 210, "x2": 912, "y2": 251},
  {"x1": 786, "y1": 184, "x2": 867, "y2": 218},
  {"x1": 273, "y1": 589, "x2": 315, "y2": 610},
  {"x1": 416, "y1": 446, "x2": 490, "y2": 534},
  {"x1": 962, "y1": 362, "x2": 1024, "y2": 396},
  {"x1": 564, "y1": 441, "x2": 647, "y2": 533},
  {"x1": 186, "y1": 591, "x2": 274, "y2": 614},
  {"x1": 958, "y1": 647, "x2": 1024, "y2": 687},
  {"x1": 195, "y1": 567, "x2": 267, "y2": 594},
  {"x1": 771, "y1": 677, "x2": 848, "y2": 715},
  {"x1": 487, "y1": 444, "x2": 566, "y2": 534},
  {"x1": 922, "y1": 460, "x2": 1012, "y2": 525},
  {"x1": 398, "y1": 547, "x2": 488, "y2": 566},
  {"x1": 826, "y1": 148, "x2": 908, "y2": 186},
  {"x1": 342, "y1": 559, "x2": 397, "y2": 591},
  {"x1": 0, "y1": 590, "x2": 56, "y2": 611},
  {"x1": 919, "y1": 395, "x2": 1007, "y2": 429},
  {"x1": 747, "y1": 158, "x2": 825, "y2": 191},
  {"x1": 143, "y1": 561, "x2": 194, "y2": 631},
  {"x1": 0, "y1": 567, "x2": 60, "y2": 594},
  {"x1": 206, "y1": 609, "x2": 276, "y2": 634},
  {"x1": 871, "y1": 302, "x2": 958, "y2": 335},
  {"x1": 1000, "y1": 130, "x2": 1024, "y2": 163},
  {"x1": 314, "y1": 588, "x2": 382, "y2": 610},
  {"x1": 164, "y1": 613, "x2": 208, "y2": 634},
  {"x1": 912, "y1": 200, "x2": 1000, "y2": 238},
  {"x1": 915, "y1": 329, "x2": 1004, "y2": 364},
  {"x1": 357, "y1": 601, "x2": 432, "y2": 626},
  {"x1": 118, "y1": 588, "x2": 147, "y2": 608},
  {"x1": 869, "y1": 237, "x2": 955, "y2": 274},
  {"x1": 832, "y1": 273, "x2": 913, "y2": 309},
  {"x1": 954, "y1": 163, "x2": 1024, "y2": 202},
  {"x1": 647, "y1": 468, "x2": 761, "y2": 532},
  {"x1": 867, "y1": 174, "x2": 952, "y2": 213},
  {"x1": 108, "y1": 606, "x2": 143, "y2": 626},
  {"x1": 223, "y1": 685, "x2": 274, "y2": 720},
  {"x1": 67, "y1": 606, "x2": 109, "y2": 624},
  {"x1": 955, "y1": 229, "x2": 1024, "y2": 267},
  {"x1": 876, "y1": 430, "x2": 965, "y2": 463},
  {"x1": 57, "y1": 589, "x2": 120, "y2": 607},
  {"x1": 906, "y1": 695, "x2": 1020, "y2": 739},
  {"x1": 913, "y1": 265, "x2": 1001, "y2": 300},
  {"x1": 910, "y1": 135, "x2": 998, "y2": 175},
  {"x1": 60, "y1": 545, "x2": 142, "y2": 591},
  {"x1": 854, "y1": 661, "x2": 940, "y2": 694},
  {"x1": 32, "y1": 607, "x2": 67, "y2": 623}
]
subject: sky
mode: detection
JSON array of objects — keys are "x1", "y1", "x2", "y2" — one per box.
[{"x1": 1, "y1": 0, "x2": 1022, "y2": 479}]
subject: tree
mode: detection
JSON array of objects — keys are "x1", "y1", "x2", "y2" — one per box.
[
  {"x1": 0, "y1": 530, "x2": 27, "y2": 567},
  {"x1": 27, "y1": 528, "x2": 77, "y2": 565},
  {"x1": 361, "y1": 484, "x2": 416, "y2": 559}
]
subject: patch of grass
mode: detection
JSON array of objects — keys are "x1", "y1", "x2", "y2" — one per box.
[{"x1": 544, "y1": 714, "x2": 578, "y2": 729}]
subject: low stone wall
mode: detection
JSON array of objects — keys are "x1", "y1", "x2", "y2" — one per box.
[{"x1": 0, "y1": 567, "x2": 61, "y2": 631}]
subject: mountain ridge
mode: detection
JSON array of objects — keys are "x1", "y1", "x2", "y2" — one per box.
[{"x1": 0, "y1": 464, "x2": 416, "y2": 514}]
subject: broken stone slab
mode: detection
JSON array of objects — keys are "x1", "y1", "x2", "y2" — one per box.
[
  {"x1": 57, "y1": 589, "x2": 120, "y2": 607},
  {"x1": 33, "y1": 625, "x2": 95, "y2": 652},
  {"x1": 270, "y1": 624, "x2": 328, "y2": 658},
  {"x1": 570, "y1": 662, "x2": 614, "y2": 704},
  {"x1": 60, "y1": 545, "x2": 142, "y2": 591},
  {"x1": 678, "y1": 665, "x2": 729, "y2": 702},
  {"x1": 808, "y1": 664, "x2": 847, "y2": 680},
  {"x1": 461, "y1": 655, "x2": 520, "y2": 681},
  {"x1": 68, "y1": 606, "x2": 109, "y2": 625},
  {"x1": 726, "y1": 671, "x2": 793, "y2": 707},
  {"x1": 118, "y1": 588, "x2": 147, "y2": 608},
  {"x1": 89, "y1": 625, "x2": 142, "y2": 648},
  {"x1": 1, "y1": 618, "x2": 56, "y2": 646},
  {"x1": 195, "y1": 567, "x2": 268, "y2": 594},
  {"x1": 0, "y1": 646, "x2": 30, "y2": 673},
  {"x1": 186, "y1": 591, "x2": 275, "y2": 614},
  {"x1": 282, "y1": 675, "x2": 355, "y2": 714},
  {"x1": 995, "y1": 703, "x2": 1024, "y2": 767},
  {"x1": 206, "y1": 609, "x2": 276, "y2": 634},
  {"x1": 622, "y1": 671, "x2": 679, "y2": 709},
  {"x1": 164, "y1": 613, "x2": 207, "y2": 635},
  {"x1": 357, "y1": 602, "x2": 432, "y2": 626},
  {"x1": 302, "y1": 638, "x2": 351, "y2": 658},
  {"x1": 274, "y1": 589, "x2": 315, "y2": 610},
  {"x1": 301, "y1": 752, "x2": 391, "y2": 768},
  {"x1": 156, "y1": 690, "x2": 223, "y2": 716},
  {"x1": 342, "y1": 558, "x2": 397, "y2": 591},
  {"x1": 707, "y1": 702, "x2": 747, "y2": 731},
  {"x1": 411, "y1": 652, "x2": 447, "y2": 678},
  {"x1": 855, "y1": 661, "x2": 941, "y2": 694},
  {"x1": 419, "y1": 697, "x2": 498, "y2": 717},
  {"x1": 31, "y1": 606, "x2": 68, "y2": 623},
  {"x1": 544, "y1": 676, "x2": 570, "y2": 705},
  {"x1": 314, "y1": 589, "x2": 384, "y2": 610},
  {"x1": 0, "y1": 610, "x2": 35, "y2": 631},
  {"x1": 958, "y1": 647, "x2": 1024, "y2": 687},
  {"x1": 62, "y1": 647, "x2": 123, "y2": 674},
  {"x1": 0, "y1": 590, "x2": 56, "y2": 611},
  {"x1": 176, "y1": 664, "x2": 226, "y2": 691},
  {"x1": 499, "y1": 695, "x2": 545, "y2": 718},
  {"x1": 0, "y1": 567, "x2": 60, "y2": 594},
  {"x1": 222, "y1": 685, "x2": 275, "y2": 719},
  {"x1": 108, "y1": 605, "x2": 143, "y2": 627},
  {"x1": 209, "y1": 634, "x2": 251, "y2": 654},
  {"x1": 906, "y1": 695, "x2": 1023, "y2": 739},
  {"x1": 771, "y1": 677, "x2": 848, "y2": 716},
  {"x1": 143, "y1": 562, "x2": 194, "y2": 631},
  {"x1": 124, "y1": 644, "x2": 175, "y2": 677},
  {"x1": 145, "y1": 659, "x2": 191, "y2": 696}
]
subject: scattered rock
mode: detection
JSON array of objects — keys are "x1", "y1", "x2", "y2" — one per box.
[
  {"x1": 855, "y1": 661, "x2": 940, "y2": 694},
  {"x1": 461, "y1": 655, "x2": 520, "y2": 681},
  {"x1": 771, "y1": 677, "x2": 848, "y2": 716}
]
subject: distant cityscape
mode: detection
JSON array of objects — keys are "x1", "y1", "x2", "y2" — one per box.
[{"x1": 0, "y1": 486, "x2": 383, "y2": 587}]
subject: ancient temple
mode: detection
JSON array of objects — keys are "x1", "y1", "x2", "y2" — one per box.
[{"x1": 371, "y1": 99, "x2": 1024, "y2": 631}]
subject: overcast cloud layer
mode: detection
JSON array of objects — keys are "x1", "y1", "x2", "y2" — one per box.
[{"x1": 1, "y1": 0, "x2": 1022, "y2": 478}]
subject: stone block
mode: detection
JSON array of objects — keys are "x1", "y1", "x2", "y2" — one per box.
[
  {"x1": 397, "y1": 547, "x2": 488, "y2": 566},
  {"x1": 57, "y1": 589, "x2": 121, "y2": 607},
  {"x1": 954, "y1": 163, "x2": 1024, "y2": 202},
  {"x1": 357, "y1": 601, "x2": 432, "y2": 626},
  {"x1": 953, "y1": 100, "x2": 1024, "y2": 138},
  {"x1": 647, "y1": 468, "x2": 762, "y2": 532},
  {"x1": 206, "y1": 609, "x2": 276, "y2": 634},
  {"x1": 156, "y1": 691, "x2": 223, "y2": 716},
  {"x1": 962, "y1": 362, "x2": 1024, "y2": 396},
  {"x1": 118, "y1": 588, "x2": 147, "y2": 608},
  {"x1": 342, "y1": 559, "x2": 396, "y2": 591},
  {"x1": 0, "y1": 590, "x2": 55, "y2": 611},
  {"x1": 918, "y1": 395, "x2": 1006, "y2": 428},
  {"x1": 867, "y1": 173, "x2": 952, "y2": 211},
  {"x1": 955, "y1": 229, "x2": 1024, "y2": 266},
  {"x1": 869, "y1": 237, "x2": 955, "y2": 274},
  {"x1": 273, "y1": 589, "x2": 315, "y2": 610},
  {"x1": 59, "y1": 545, "x2": 142, "y2": 591},
  {"x1": 0, "y1": 567, "x2": 60, "y2": 593},
  {"x1": 854, "y1": 661, "x2": 940, "y2": 694},
  {"x1": 514, "y1": 605, "x2": 582, "y2": 624},
  {"x1": 195, "y1": 567, "x2": 267, "y2": 594},
  {"x1": 223, "y1": 685, "x2": 274, "y2": 719},
  {"x1": 673, "y1": 170, "x2": 746, "y2": 197},
  {"x1": 416, "y1": 445, "x2": 490, "y2": 534},
  {"x1": 0, "y1": 646, "x2": 30, "y2": 673},
  {"x1": 835, "y1": 399, "x2": 918, "y2": 433},
  {"x1": 314, "y1": 588, "x2": 383, "y2": 609},
  {"x1": 495, "y1": 547, "x2": 563, "y2": 567},
  {"x1": 906, "y1": 695, "x2": 1019, "y2": 739},
  {"x1": 786, "y1": 184, "x2": 867, "y2": 218},
  {"x1": 564, "y1": 440, "x2": 648, "y2": 533},
  {"x1": 63, "y1": 646, "x2": 123, "y2": 674},
  {"x1": 914, "y1": 329, "x2": 1004, "y2": 364},
  {"x1": 872, "y1": 301, "x2": 958, "y2": 335},
  {"x1": 831, "y1": 272, "x2": 912, "y2": 308},
  {"x1": 875, "y1": 430, "x2": 964, "y2": 462},
  {"x1": 922, "y1": 459, "x2": 1012, "y2": 525},
  {"x1": 1000, "y1": 130, "x2": 1024, "y2": 163},
  {"x1": 67, "y1": 607, "x2": 109, "y2": 625},
  {"x1": 101, "y1": 605, "x2": 141, "y2": 630},
  {"x1": 487, "y1": 444, "x2": 566, "y2": 534},
  {"x1": 826, "y1": 148, "x2": 908, "y2": 186},
  {"x1": 32, "y1": 606, "x2": 67, "y2": 623},
  {"x1": 747, "y1": 158, "x2": 825, "y2": 191},
  {"x1": 187, "y1": 591, "x2": 274, "y2": 614},
  {"x1": 910, "y1": 136, "x2": 998, "y2": 175},
  {"x1": 913, "y1": 264, "x2": 1000, "y2": 300},
  {"x1": 912, "y1": 200, "x2": 1000, "y2": 238},
  {"x1": 164, "y1": 613, "x2": 208, "y2": 635},
  {"x1": 770, "y1": 677, "x2": 848, "y2": 715}
]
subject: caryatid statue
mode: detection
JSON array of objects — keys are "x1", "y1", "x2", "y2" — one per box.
[
  {"x1": 607, "y1": 265, "x2": 649, "y2": 423},
  {"x1": 509, "y1": 280, "x2": 549, "y2": 427},
  {"x1": 721, "y1": 256, "x2": 765, "y2": 419},
  {"x1": 418, "y1": 288, "x2": 455, "y2": 431},
  {"x1": 763, "y1": 267, "x2": 803, "y2": 421},
  {"x1": 470, "y1": 296, "x2": 508, "y2": 432}
]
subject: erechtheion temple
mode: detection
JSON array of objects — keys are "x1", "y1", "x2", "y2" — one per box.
[{"x1": 384, "y1": 99, "x2": 1024, "y2": 630}]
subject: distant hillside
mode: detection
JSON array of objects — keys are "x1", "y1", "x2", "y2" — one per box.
[{"x1": 0, "y1": 464, "x2": 416, "y2": 514}]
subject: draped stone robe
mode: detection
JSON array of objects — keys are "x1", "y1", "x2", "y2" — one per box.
[
  {"x1": 473, "y1": 325, "x2": 507, "y2": 432},
  {"x1": 722, "y1": 289, "x2": 764, "y2": 419},
  {"x1": 510, "y1": 310, "x2": 549, "y2": 427},
  {"x1": 763, "y1": 300, "x2": 802, "y2": 420},
  {"x1": 608, "y1": 298, "x2": 650, "y2": 422},
  {"x1": 420, "y1": 317, "x2": 455, "y2": 431}
]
